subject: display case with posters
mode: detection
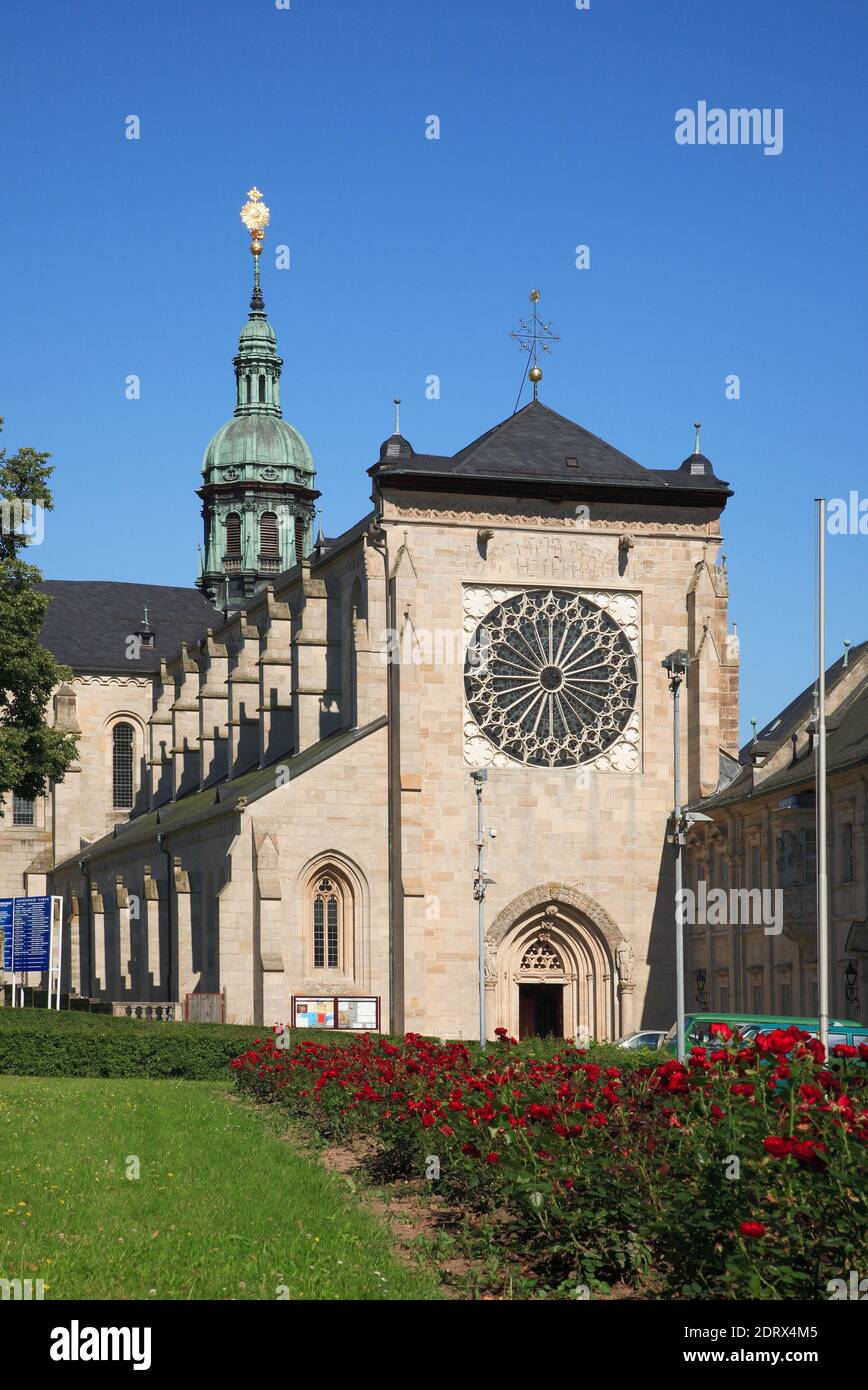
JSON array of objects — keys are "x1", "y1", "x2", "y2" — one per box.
[
  {"x1": 337, "y1": 997, "x2": 379, "y2": 1030},
  {"x1": 291, "y1": 996, "x2": 380, "y2": 1031},
  {"x1": 293, "y1": 997, "x2": 335, "y2": 1029}
]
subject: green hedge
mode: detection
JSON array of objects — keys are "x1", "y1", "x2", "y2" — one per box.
[
  {"x1": 0, "y1": 1008, "x2": 659, "y2": 1080},
  {"x1": 0, "y1": 1008, "x2": 265, "y2": 1079},
  {"x1": 458, "y1": 1037, "x2": 660, "y2": 1070}
]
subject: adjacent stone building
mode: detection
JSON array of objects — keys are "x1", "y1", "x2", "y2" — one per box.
[
  {"x1": 1, "y1": 218, "x2": 745, "y2": 1038},
  {"x1": 685, "y1": 643, "x2": 868, "y2": 1026}
]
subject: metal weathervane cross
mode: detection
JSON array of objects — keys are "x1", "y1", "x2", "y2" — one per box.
[{"x1": 509, "y1": 289, "x2": 560, "y2": 405}]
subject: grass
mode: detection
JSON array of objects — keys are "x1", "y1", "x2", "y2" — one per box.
[{"x1": 0, "y1": 1076, "x2": 443, "y2": 1300}]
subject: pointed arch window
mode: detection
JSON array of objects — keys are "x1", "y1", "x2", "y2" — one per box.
[
  {"x1": 312, "y1": 876, "x2": 341, "y2": 970},
  {"x1": 259, "y1": 511, "x2": 279, "y2": 559},
  {"x1": 225, "y1": 512, "x2": 241, "y2": 557},
  {"x1": 112, "y1": 723, "x2": 134, "y2": 810}
]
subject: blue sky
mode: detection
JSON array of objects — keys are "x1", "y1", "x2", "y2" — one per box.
[{"x1": 3, "y1": 0, "x2": 866, "y2": 737}]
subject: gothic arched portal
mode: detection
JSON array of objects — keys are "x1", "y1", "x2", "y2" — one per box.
[{"x1": 485, "y1": 883, "x2": 630, "y2": 1042}]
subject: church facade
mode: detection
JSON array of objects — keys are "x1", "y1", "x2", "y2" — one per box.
[{"x1": 1, "y1": 206, "x2": 742, "y2": 1039}]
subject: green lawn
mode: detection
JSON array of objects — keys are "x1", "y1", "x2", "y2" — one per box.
[{"x1": 0, "y1": 1076, "x2": 442, "y2": 1300}]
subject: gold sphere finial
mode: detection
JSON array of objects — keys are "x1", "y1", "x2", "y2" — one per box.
[
  {"x1": 529, "y1": 365, "x2": 543, "y2": 383},
  {"x1": 530, "y1": 288, "x2": 541, "y2": 303}
]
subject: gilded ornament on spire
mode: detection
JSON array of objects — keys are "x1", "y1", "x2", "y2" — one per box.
[
  {"x1": 240, "y1": 186, "x2": 270, "y2": 253},
  {"x1": 509, "y1": 289, "x2": 559, "y2": 403}
]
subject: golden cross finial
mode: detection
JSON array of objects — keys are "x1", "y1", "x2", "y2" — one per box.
[{"x1": 509, "y1": 289, "x2": 559, "y2": 403}]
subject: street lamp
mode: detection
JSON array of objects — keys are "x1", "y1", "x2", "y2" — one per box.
[
  {"x1": 470, "y1": 770, "x2": 496, "y2": 1048},
  {"x1": 663, "y1": 650, "x2": 690, "y2": 1062},
  {"x1": 693, "y1": 968, "x2": 708, "y2": 1009}
]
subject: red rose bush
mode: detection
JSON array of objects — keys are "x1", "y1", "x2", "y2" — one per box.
[{"x1": 231, "y1": 1026, "x2": 868, "y2": 1298}]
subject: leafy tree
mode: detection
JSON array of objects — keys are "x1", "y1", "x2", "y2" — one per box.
[{"x1": 0, "y1": 418, "x2": 78, "y2": 814}]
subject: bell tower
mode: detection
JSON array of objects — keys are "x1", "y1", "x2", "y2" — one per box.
[{"x1": 196, "y1": 187, "x2": 319, "y2": 608}]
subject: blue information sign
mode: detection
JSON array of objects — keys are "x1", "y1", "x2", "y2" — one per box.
[
  {"x1": 1, "y1": 896, "x2": 53, "y2": 972},
  {"x1": 0, "y1": 899, "x2": 12, "y2": 949}
]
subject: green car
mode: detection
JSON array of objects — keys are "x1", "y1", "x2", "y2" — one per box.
[{"x1": 660, "y1": 1012, "x2": 868, "y2": 1055}]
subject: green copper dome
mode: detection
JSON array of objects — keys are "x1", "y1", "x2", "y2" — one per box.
[
  {"x1": 202, "y1": 413, "x2": 314, "y2": 478},
  {"x1": 239, "y1": 315, "x2": 277, "y2": 347}
]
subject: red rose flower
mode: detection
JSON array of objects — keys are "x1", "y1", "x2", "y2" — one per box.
[
  {"x1": 798, "y1": 1083, "x2": 823, "y2": 1105},
  {"x1": 763, "y1": 1136, "x2": 794, "y2": 1158},
  {"x1": 485, "y1": 1151, "x2": 501, "y2": 1165},
  {"x1": 739, "y1": 1220, "x2": 766, "y2": 1238},
  {"x1": 791, "y1": 1138, "x2": 827, "y2": 1169}
]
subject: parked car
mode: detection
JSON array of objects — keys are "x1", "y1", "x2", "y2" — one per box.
[
  {"x1": 616, "y1": 1029, "x2": 667, "y2": 1050},
  {"x1": 661, "y1": 1012, "x2": 868, "y2": 1055}
]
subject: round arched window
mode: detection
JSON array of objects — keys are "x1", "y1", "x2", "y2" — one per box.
[{"x1": 112, "y1": 723, "x2": 134, "y2": 809}]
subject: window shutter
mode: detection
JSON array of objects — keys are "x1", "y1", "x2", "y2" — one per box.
[
  {"x1": 259, "y1": 512, "x2": 279, "y2": 558},
  {"x1": 294, "y1": 515, "x2": 306, "y2": 563},
  {"x1": 225, "y1": 513, "x2": 241, "y2": 556}
]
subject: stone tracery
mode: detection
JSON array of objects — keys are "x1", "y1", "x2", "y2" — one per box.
[{"x1": 464, "y1": 587, "x2": 638, "y2": 767}]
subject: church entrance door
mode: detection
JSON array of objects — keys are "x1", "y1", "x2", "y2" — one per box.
[{"x1": 518, "y1": 982, "x2": 564, "y2": 1039}]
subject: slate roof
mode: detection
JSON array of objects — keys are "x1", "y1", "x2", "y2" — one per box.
[
  {"x1": 737, "y1": 641, "x2": 868, "y2": 765},
  {"x1": 38, "y1": 581, "x2": 222, "y2": 674},
  {"x1": 63, "y1": 714, "x2": 388, "y2": 868},
  {"x1": 369, "y1": 400, "x2": 731, "y2": 506}
]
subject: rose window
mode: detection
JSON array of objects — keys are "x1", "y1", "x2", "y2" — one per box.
[{"x1": 464, "y1": 588, "x2": 638, "y2": 767}]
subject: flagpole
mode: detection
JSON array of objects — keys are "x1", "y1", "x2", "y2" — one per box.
[{"x1": 816, "y1": 499, "x2": 829, "y2": 1052}]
